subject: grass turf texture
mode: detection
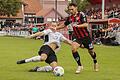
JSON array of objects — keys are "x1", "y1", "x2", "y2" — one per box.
[{"x1": 0, "y1": 36, "x2": 120, "y2": 80}]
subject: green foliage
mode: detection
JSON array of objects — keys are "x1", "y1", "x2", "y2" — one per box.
[
  {"x1": 0, "y1": 36, "x2": 120, "y2": 80},
  {"x1": 0, "y1": 0, "x2": 22, "y2": 17},
  {"x1": 70, "y1": 0, "x2": 90, "y2": 11},
  {"x1": 76, "y1": 0, "x2": 90, "y2": 11}
]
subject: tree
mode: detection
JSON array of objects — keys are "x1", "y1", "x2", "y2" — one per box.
[
  {"x1": 71, "y1": 0, "x2": 90, "y2": 11},
  {"x1": 0, "y1": 0, "x2": 22, "y2": 17}
]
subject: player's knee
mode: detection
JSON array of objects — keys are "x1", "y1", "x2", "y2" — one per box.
[
  {"x1": 88, "y1": 49, "x2": 94, "y2": 54},
  {"x1": 72, "y1": 45, "x2": 78, "y2": 52},
  {"x1": 88, "y1": 49, "x2": 96, "y2": 59},
  {"x1": 72, "y1": 47, "x2": 77, "y2": 53},
  {"x1": 50, "y1": 61, "x2": 57, "y2": 69},
  {"x1": 41, "y1": 57, "x2": 46, "y2": 61},
  {"x1": 40, "y1": 54, "x2": 47, "y2": 61}
]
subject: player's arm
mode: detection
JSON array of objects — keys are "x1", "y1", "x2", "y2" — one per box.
[
  {"x1": 56, "y1": 22, "x2": 66, "y2": 30},
  {"x1": 26, "y1": 29, "x2": 51, "y2": 38},
  {"x1": 63, "y1": 39, "x2": 73, "y2": 45},
  {"x1": 27, "y1": 32, "x2": 44, "y2": 38},
  {"x1": 60, "y1": 34, "x2": 73, "y2": 45},
  {"x1": 56, "y1": 17, "x2": 70, "y2": 30}
]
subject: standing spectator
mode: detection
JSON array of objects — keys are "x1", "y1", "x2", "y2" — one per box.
[
  {"x1": 32, "y1": 25, "x2": 39, "y2": 34},
  {"x1": 32, "y1": 25, "x2": 39, "y2": 39}
]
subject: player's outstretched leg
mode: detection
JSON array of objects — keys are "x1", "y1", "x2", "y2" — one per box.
[
  {"x1": 17, "y1": 56, "x2": 41, "y2": 64},
  {"x1": 29, "y1": 66, "x2": 40, "y2": 72},
  {"x1": 29, "y1": 66, "x2": 52, "y2": 72},
  {"x1": 17, "y1": 59, "x2": 26, "y2": 64}
]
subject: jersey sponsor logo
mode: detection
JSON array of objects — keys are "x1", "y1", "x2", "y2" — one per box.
[
  {"x1": 89, "y1": 43, "x2": 93, "y2": 49},
  {"x1": 75, "y1": 57, "x2": 79, "y2": 62}
]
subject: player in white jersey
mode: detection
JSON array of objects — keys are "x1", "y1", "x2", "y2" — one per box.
[{"x1": 17, "y1": 22, "x2": 72, "y2": 72}]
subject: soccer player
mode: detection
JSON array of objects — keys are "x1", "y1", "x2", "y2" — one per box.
[
  {"x1": 53, "y1": 3, "x2": 99, "y2": 74},
  {"x1": 16, "y1": 22, "x2": 72, "y2": 72}
]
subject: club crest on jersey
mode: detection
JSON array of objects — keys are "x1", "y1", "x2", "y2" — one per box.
[{"x1": 76, "y1": 16, "x2": 80, "y2": 21}]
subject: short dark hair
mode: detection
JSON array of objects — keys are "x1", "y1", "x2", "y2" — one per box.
[{"x1": 68, "y1": 3, "x2": 77, "y2": 7}]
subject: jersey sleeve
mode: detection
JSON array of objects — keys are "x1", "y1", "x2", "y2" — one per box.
[
  {"x1": 64, "y1": 17, "x2": 71, "y2": 26},
  {"x1": 60, "y1": 34, "x2": 68, "y2": 41},
  {"x1": 80, "y1": 12, "x2": 87, "y2": 23},
  {"x1": 42, "y1": 29, "x2": 52, "y2": 35}
]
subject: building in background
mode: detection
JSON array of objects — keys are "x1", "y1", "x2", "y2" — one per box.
[{"x1": 0, "y1": 0, "x2": 70, "y2": 27}]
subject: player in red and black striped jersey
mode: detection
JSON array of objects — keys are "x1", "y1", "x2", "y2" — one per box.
[{"x1": 55, "y1": 3, "x2": 99, "y2": 74}]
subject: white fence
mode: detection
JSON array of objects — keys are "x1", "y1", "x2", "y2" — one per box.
[
  {"x1": 0, "y1": 31, "x2": 6, "y2": 36},
  {"x1": 0, "y1": 30, "x2": 29, "y2": 37}
]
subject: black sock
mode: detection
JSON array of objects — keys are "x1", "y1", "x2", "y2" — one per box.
[
  {"x1": 17, "y1": 59, "x2": 25, "y2": 64},
  {"x1": 92, "y1": 52, "x2": 97, "y2": 64},
  {"x1": 72, "y1": 51, "x2": 82, "y2": 66},
  {"x1": 93, "y1": 59, "x2": 97, "y2": 64}
]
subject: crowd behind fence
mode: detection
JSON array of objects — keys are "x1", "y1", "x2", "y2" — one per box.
[
  {"x1": 0, "y1": 24, "x2": 69, "y2": 39},
  {"x1": 92, "y1": 23, "x2": 120, "y2": 46},
  {"x1": 85, "y1": 6, "x2": 120, "y2": 20}
]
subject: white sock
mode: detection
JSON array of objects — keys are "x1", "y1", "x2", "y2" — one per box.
[
  {"x1": 37, "y1": 66, "x2": 52, "y2": 72},
  {"x1": 25, "y1": 56, "x2": 41, "y2": 63}
]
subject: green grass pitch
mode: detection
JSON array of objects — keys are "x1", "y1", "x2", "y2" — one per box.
[{"x1": 0, "y1": 36, "x2": 120, "y2": 80}]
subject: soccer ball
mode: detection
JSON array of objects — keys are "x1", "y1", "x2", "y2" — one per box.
[{"x1": 53, "y1": 66, "x2": 64, "y2": 76}]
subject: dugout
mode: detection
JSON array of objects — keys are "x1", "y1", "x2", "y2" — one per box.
[
  {"x1": 89, "y1": 19, "x2": 108, "y2": 38},
  {"x1": 89, "y1": 18, "x2": 120, "y2": 36},
  {"x1": 89, "y1": 18, "x2": 120, "y2": 45}
]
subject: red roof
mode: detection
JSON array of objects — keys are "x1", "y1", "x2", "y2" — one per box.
[
  {"x1": 36, "y1": 8, "x2": 64, "y2": 18},
  {"x1": 23, "y1": 0, "x2": 42, "y2": 13},
  {"x1": 36, "y1": 8, "x2": 52, "y2": 17},
  {"x1": 0, "y1": 0, "x2": 67, "y2": 19}
]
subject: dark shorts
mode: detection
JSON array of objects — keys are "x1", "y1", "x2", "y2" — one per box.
[
  {"x1": 38, "y1": 45, "x2": 57, "y2": 64},
  {"x1": 72, "y1": 36, "x2": 94, "y2": 50}
]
